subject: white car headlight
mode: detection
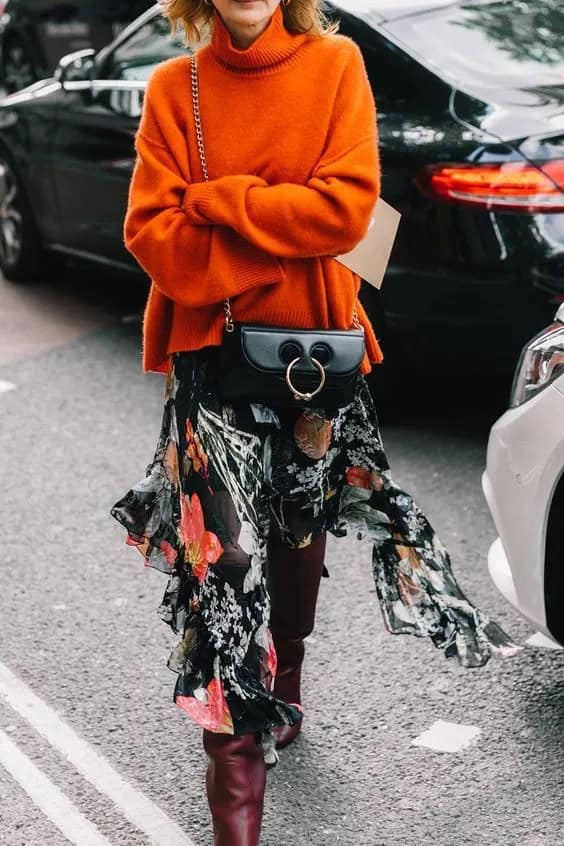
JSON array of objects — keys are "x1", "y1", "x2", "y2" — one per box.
[{"x1": 511, "y1": 312, "x2": 564, "y2": 408}]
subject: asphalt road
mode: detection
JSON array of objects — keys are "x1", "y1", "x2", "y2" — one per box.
[{"x1": 0, "y1": 267, "x2": 563, "y2": 846}]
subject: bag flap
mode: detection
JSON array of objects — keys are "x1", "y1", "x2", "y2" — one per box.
[{"x1": 239, "y1": 325, "x2": 365, "y2": 375}]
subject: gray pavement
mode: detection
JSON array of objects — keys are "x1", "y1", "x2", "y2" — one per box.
[{"x1": 0, "y1": 271, "x2": 563, "y2": 846}]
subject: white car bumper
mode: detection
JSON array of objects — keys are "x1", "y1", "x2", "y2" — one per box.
[
  {"x1": 487, "y1": 537, "x2": 519, "y2": 609},
  {"x1": 482, "y1": 380, "x2": 564, "y2": 643}
]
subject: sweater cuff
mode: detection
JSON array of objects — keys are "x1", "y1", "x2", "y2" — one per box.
[{"x1": 184, "y1": 183, "x2": 216, "y2": 225}]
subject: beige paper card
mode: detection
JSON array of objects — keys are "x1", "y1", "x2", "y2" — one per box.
[{"x1": 334, "y1": 198, "x2": 401, "y2": 289}]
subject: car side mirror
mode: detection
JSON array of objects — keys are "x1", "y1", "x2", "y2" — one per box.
[{"x1": 55, "y1": 49, "x2": 96, "y2": 90}]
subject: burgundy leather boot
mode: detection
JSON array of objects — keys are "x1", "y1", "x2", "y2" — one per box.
[
  {"x1": 267, "y1": 533, "x2": 327, "y2": 749},
  {"x1": 203, "y1": 730, "x2": 266, "y2": 846}
]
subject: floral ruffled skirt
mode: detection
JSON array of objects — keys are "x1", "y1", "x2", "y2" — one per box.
[{"x1": 111, "y1": 348, "x2": 519, "y2": 745}]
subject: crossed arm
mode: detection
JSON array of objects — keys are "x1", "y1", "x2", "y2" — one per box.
[{"x1": 124, "y1": 45, "x2": 380, "y2": 307}]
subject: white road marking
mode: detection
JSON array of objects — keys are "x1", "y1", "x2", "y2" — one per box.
[
  {"x1": 0, "y1": 379, "x2": 15, "y2": 393},
  {"x1": 412, "y1": 720, "x2": 481, "y2": 753},
  {"x1": 526, "y1": 632, "x2": 563, "y2": 650},
  {"x1": 0, "y1": 661, "x2": 197, "y2": 846},
  {"x1": 0, "y1": 729, "x2": 112, "y2": 846}
]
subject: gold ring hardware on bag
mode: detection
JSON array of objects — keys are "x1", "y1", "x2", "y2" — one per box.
[{"x1": 285, "y1": 357, "x2": 326, "y2": 401}]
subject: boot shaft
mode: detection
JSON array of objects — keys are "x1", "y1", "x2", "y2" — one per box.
[{"x1": 204, "y1": 730, "x2": 266, "y2": 846}]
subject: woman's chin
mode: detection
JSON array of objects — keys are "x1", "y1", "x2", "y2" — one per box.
[{"x1": 220, "y1": 0, "x2": 275, "y2": 31}]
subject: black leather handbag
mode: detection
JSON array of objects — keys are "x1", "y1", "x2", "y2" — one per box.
[
  {"x1": 219, "y1": 322, "x2": 365, "y2": 409},
  {"x1": 191, "y1": 56, "x2": 365, "y2": 409}
]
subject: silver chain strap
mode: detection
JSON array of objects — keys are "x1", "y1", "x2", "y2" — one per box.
[
  {"x1": 191, "y1": 55, "x2": 234, "y2": 332},
  {"x1": 190, "y1": 54, "x2": 362, "y2": 336}
]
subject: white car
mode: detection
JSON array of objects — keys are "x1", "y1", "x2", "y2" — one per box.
[{"x1": 483, "y1": 304, "x2": 564, "y2": 647}]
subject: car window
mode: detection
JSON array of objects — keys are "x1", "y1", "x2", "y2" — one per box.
[
  {"x1": 386, "y1": 0, "x2": 564, "y2": 89},
  {"x1": 101, "y1": 13, "x2": 188, "y2": 82},
  {"x1": 334, "y1": 9, "x2": 445, "y2": 112},
  {"x1": 79, "y1": 1, "x2": 153, "y2": 25},
  {"x1": 333, "y1": 0, "x2": 459, "y2": 20}
]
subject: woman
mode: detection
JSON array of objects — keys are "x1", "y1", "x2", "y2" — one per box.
[{"x1": 111, "y1": 0, "x2": 519, "y2": 843}]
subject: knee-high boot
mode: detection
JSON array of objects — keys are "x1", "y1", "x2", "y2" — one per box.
[
  {"x1": 267, "y1": 533, "x2": 327, "y2": 749},
  {"x1": 203, "y1": 730, "x2": 266, "y2": 846}
]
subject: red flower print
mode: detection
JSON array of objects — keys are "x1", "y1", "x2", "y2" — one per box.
[
  {"x1": 294, "y1": 412, "x2": 332, "y2": 460},
  {"x1": 163, "y1": 439, "x2": 180, "y2": 489},
  {"x1": 159, "y1": 540, "x2": 178, "y2": 567},
  {"x1": 393, "y1": 531, "x2": 422, "y2": 570},
  {"x1": 176, "y1": 678, "x2": 234, "y2": 734},
  {"x1": 266, "y1": 629, "x2": 278, "y2": 678},
  {"x1": 370, "y1": 471, "x2": 384, "y2": 491},
  {"x1": 180, "y1": 493, "x2": 223, "y2": 583},
  {"x1": 126, "y1": 534, "x2": 151, "y2": 560},
  {"x1": 346, "y1": 467, "x2": 384, "y2": 491},
  {"x1": 186, "y1": 420, "x2": 209, "y2": 479},
  {"x1": 346, "y1": 467, "x2": 372, "y2": 488},
  {"x1": 206, "y1": 678, "x2": 234, "y2": 732},
  {"x1": 397, "y1": 571, "x2": 426, "y2": 606}
]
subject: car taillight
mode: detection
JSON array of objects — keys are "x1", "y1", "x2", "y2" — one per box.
[{"x1": 419, "y1": 160, "x2": 564, "y2": 213}]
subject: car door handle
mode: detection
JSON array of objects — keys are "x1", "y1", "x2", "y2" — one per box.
[{"x1": 100, "y1": 158, "x2": 135, "y2": 172}]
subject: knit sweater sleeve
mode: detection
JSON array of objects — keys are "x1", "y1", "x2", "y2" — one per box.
[
  {"x1": 124, "y1": 68, "x2": 283, "y2": 308},
  {"x1": 183, "y1": 42, "x2": 380, "y2": 259}
]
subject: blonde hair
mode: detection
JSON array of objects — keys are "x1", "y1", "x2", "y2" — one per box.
[{"x1": 160, "y1": 0, "x2": 338, "y2": 44}]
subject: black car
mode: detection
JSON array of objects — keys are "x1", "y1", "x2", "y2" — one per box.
[
  {"x1": 0, "y1": 0, "x2": 153, "y2": 92},
  {"x1": 0, "y1": 0, "x2": 563, "y2": 366}
]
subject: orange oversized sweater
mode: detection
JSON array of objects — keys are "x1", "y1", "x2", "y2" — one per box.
[{"x1": 125, "y1": 6, "x2": 383, "y2": 374}]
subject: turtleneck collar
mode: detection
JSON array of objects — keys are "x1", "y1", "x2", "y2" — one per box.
[{"x1": 210, "y1": 6, "x2": 306, "y2": 71}]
